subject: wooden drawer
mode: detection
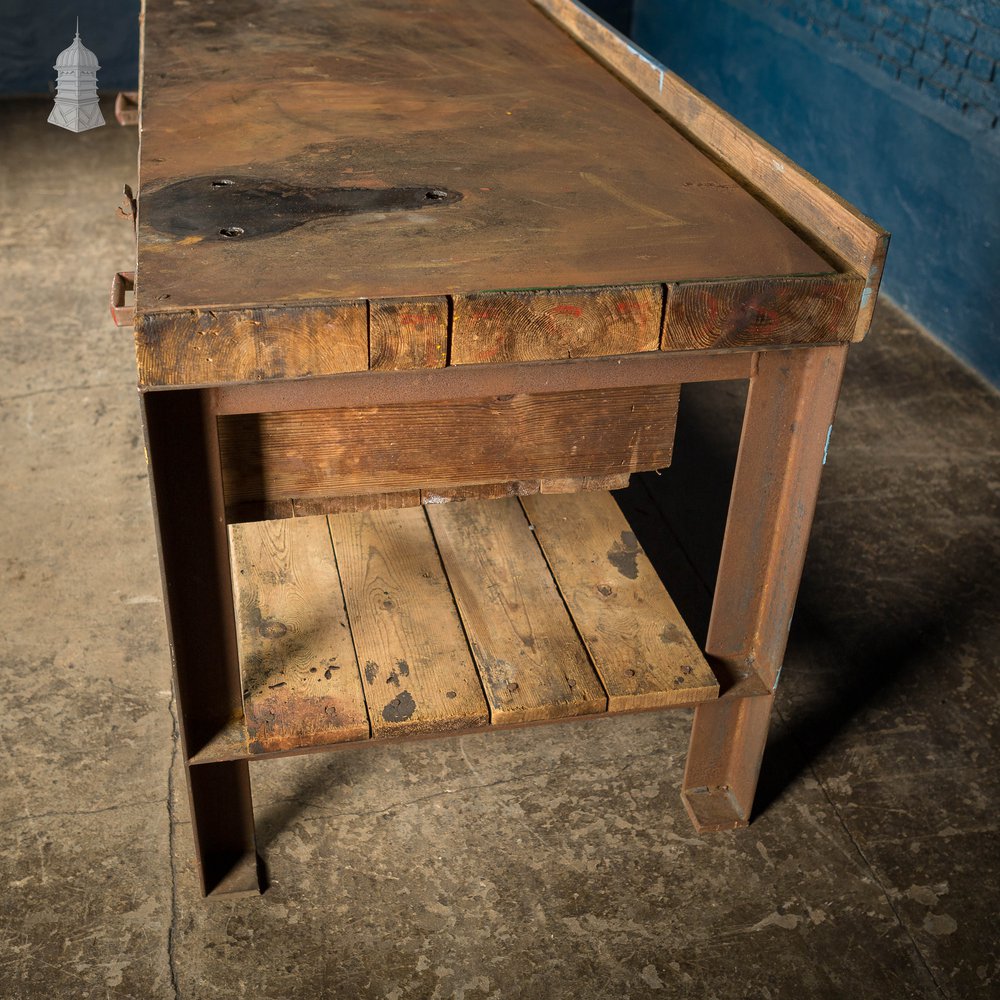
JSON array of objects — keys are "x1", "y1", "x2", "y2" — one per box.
[{"x1": 218, "y1": 383, "x2": 679, "y2": 522}]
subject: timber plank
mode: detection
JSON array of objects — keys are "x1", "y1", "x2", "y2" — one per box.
[
  {"x1": 663, "y1": 274, "x2": 864, "y2": 350},
  {"x1": 452, "y1": 286, "x2": 661, "y2": 364},
  {"x1": 328, "y1": 507, "x2": 489, "y2": 738},
  {"x1": 370, "y1": 297, "x2": 449, "y2": 370},
  {"x1": 135, "y1": 302, "x2": 368, "y2": 388},
  {"x1": 229, "y1": 517, "x2": 370, "y2": 752},
  {"x1": 521, "y1": 491, "x2": 717, "y2": 710},
  {"x1": 217, "y1": 385, "x2": 679, "y2": 513},
  {"x1": 426, "y1": 499, "x2": 607, "y2": 724}
]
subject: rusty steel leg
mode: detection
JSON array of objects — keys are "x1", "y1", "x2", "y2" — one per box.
[
  {"x1": 682, "y1": 344, "x2": 849, "y2": 832},
  {"x1": 142, "y1": 387, "x2": 260, "y2": 895}
]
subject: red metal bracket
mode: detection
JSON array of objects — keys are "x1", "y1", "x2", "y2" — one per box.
[
  {"x1": 117, "y1": 183, "x2": 137, "y2": 233},
  {"x1": 110, "y1": 271, "x2": 136, "y2": 327},
  {"x1": 114, "y1": 91, "x2": 139, "y2": 127}
]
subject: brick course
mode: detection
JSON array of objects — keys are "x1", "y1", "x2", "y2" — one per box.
[{"x1": 750, "y1": 0, "x2": 999, "y2": 129}]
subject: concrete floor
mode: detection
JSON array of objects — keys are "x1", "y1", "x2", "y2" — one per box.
[{"x1": 1, "y1": 98, "x2": 998, "y2": 999}]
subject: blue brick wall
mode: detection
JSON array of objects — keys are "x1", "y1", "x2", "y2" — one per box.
[{"x1": 761, "y1": 0, "x2": 1000, "y2": 130}]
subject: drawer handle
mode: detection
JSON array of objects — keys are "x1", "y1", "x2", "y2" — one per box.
[{"x1": 110, "y1": 271, "x2": 135, "y2": 327}]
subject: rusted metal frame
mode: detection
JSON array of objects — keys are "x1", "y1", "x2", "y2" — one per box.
[
  {"x1": 681, "y1": 344, "x2": 849, "y2": 833},
  {"x1": 142, "y1": 387, "x2": 260, "y2": 896},
  {"x1": 208, "y1": 348, "x2": 756, "y2": 417}
]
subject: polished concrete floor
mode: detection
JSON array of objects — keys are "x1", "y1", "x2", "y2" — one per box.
[{"x1": 1, "y1": 98, "x2": 997, "y2": 999}]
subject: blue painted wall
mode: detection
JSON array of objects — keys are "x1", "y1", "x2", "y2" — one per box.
[
  {"x1": 632, "y1": 0, "x2": 1000, "y2": 386},
  {"x1": 587, "y1": 0, "x2": 634, "y2": 31},
  {"x1": 0, "y1": 0, "x2": 140, "y2": 94}
]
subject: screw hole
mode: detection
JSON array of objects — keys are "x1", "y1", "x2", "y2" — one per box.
[
  {"x1": 219, "y1": 226, "x2": 244, "y2": 238},
  {"x1": 211, "y1": 179, "x2": 234, "y2": 187},
  {"x1": 425, "y1": 189, "x2": 447, "y2": 200}
]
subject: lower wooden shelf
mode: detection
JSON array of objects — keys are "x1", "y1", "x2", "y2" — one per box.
[{"x1": 191, "y1": 491, "x2": 718, "y2": 765}]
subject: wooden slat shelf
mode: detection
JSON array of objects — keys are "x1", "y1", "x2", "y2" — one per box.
[{"x1": 199, "y1": 492, "x2": 718, "y2": 764}]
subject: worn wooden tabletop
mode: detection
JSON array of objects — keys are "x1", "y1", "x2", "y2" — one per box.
[{"x1": 137, "y1": 0, "x2": 833, "y2": 311}]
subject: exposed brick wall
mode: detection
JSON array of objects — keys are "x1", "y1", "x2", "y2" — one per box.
[{"x1": 756, "y1": 0, "x2": 1000, "y2": 130}]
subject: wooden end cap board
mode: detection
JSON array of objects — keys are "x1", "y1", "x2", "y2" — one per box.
[{"x1": 132, "y1": 0, "x2": 884, "y2": 387}]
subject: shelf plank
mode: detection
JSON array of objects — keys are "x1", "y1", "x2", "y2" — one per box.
[
  {"x1": 328, "y1": 507, "x2": 490, "y2": 738},
  {"x1": 521, "y1": 491, "x2": 718, "y2": 709},
  {"x1": 427, "y1": 499, "x2": 608, "y2": 724},
  {"x1": 229, "y1": 517, "x2": 370, "y2": 752}
]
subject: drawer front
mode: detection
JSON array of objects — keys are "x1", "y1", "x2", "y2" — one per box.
[{"x1": 218, "y1": 384, "x2": 678, "y2": 522}]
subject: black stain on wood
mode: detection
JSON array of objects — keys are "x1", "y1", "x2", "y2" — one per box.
[
  {"x1": 364, "y1": 660, "x2": 379, "y2": 684},
  {"x1": 144, "y1": 176, "x2": 463, "y2": 242},
  {"x1": 607, "y1": 530, "x2": 640, "y2": 580},
  {"x1": 381, "y1": 690, "x2": 416, "y2": 723},
  {"x1": 660, "y1": 623, "x2": 682, "y2": 645}
]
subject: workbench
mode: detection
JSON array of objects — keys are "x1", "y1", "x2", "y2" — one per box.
[{"x1": 118, "y1": 0, "x2": 888, "y2": 896}]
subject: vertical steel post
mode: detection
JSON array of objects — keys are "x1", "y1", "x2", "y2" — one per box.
[
  {"x1": 142, "y1": 388, "x2": 260, "y2": 894},
  {"x1": 682, "y1": 345, "x2": 849, "y2": 830}
]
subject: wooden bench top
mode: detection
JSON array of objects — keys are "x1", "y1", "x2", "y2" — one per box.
[{"x1": 133, "y1": 0, "x2": 886, "y2": 387}]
